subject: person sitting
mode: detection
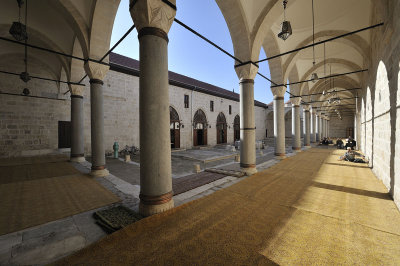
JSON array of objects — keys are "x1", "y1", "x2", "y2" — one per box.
[
  {"x1": 321, "y1": 137, "x2": 329, "y2": 145},
  {"x1": 345, "y1": 136, "x2": 356, "y2": 150},
  {"x1": 336, "y1": 139, "x2": 344, "y2": 149},
  {"x1": 339, "y1": 147, "x2": 366, "y2": 163},
  {"x1": 328, "y1": 138, "x2": 333, "y2": 144}
]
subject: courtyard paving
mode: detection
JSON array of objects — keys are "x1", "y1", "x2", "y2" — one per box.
[{"x1": 0, "y1": 145, "x2": 302, "y2": 265}]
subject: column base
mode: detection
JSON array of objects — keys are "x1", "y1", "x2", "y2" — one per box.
[
  {"x1": 275, "y1": 153, "x2": 286, "y2": 159},
  {"x1": 241, "y1": 167, "x2": 257, "y2": 176},
  {"x1": 292, "y1": 147, "x2": 302, "y2": 152},
  {"x1": 90, "y1": 168, "x2": 109, "y2": 177},
  {"x1": 70, "y1": 156, "x2": 85, "y2": 163},
  {"x1": 304, "y1": 145, "x2": 311, "y2": 148},
  {"x1": 139, "y1": 199, "x2": 174, "y2": 217}
]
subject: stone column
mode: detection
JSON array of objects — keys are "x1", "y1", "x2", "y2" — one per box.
[
  {"x1": 327, "y1": 119, "x2": 330, "y2": 138},
  {"x1": 319, "y1": 115, "x2": 323, "y2": 140},
  {"x1": 69, "y1": 85, "x2": 85, "y2": 163},
  {"x1": 234, "y1": 63, "x2": 258, "y2": 175},
  {"x1": 130, "y1": 0, "x2": 176, "y2": 216},
  {"x1": 272, "y1": 87, "x2": 287, "y2": 156},
  {"x1": 310, "y1": 107, "x2": 316, "y2": 143},
  {"x1": 303, "y1": 105, "x2": 311, "y2": 147},
  {"x1": 291, "y1": 98, "x2": 301, "y2": 151},
  {"x1": 316, "y1": 113, "x2": 320, "y2": 142},
  {"x1": 84, "y1": 62, "x2": 109, "y2": 177}
]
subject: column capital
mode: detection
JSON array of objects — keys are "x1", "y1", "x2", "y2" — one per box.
[
  {"x1": 69, "y1": 85, "x2": 85, "y2": 97},
  {"x1": 130, "y1": 0, "x2": 176, "y2": 34},
  {"x1": 302, "y1": 104, "x2": 310, "y2": 111},
  {"x1": 271, "y1": 86, "x2": 286, "y2": 98},
  {"x1": 235, "y1": 63, "x2": 258, "y2": 80},
  {"x1": 290, "y1": 97, "x2": 302, "y2": 106},
  {"x1": 84, "y1": 61, "x2": 109, "y2": 81}
]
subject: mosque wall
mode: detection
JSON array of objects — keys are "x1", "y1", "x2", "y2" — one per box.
[
  {"x1": 0, "y1": 66, "x2": 70, "y2": 158},
  {"x1": 0, "y1": 67, "x2": 270, "y2": 157},
  {"x1": 328, "y1": 116, "x2": 354, "y2": 139},
  {"x1": 359, "y1": 0, "x2": 400, "y2": 209}
]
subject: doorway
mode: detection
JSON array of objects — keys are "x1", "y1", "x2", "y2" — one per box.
[
  {"x1": 193, "y1": 109, "x2": 207, "y2": 146},
  {"x1": 58, "y1": 121, "x2": 71, "y2": 148},
  {"x1": 216, "y1": 112, "x2": 227, "y2": 144},
  {"x1": 170, "y1": 106, "x2": 180, "y2": 149},
  {"x1": 234, "y1": 115, "x2": 240, "y2": 141}
]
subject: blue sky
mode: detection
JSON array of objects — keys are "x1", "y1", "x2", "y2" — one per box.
[{"x1": 110, "y1": 0, "x2": 287, "y2": 104}]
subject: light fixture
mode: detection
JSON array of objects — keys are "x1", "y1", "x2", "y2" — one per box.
[
  {"x1": 9, "y1": 0, "x2": 27, "y2": 42},
  {"x1": 310, "y1": 0, "x2": 318, "y2": 82},
  {"x1": 278, "y1": 0, "x2": 292, "y2": 41}
]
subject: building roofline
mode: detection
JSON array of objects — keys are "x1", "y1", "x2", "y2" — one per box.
[{"x1": 109, "y1": 53, "x2": 268, "y2": 109}]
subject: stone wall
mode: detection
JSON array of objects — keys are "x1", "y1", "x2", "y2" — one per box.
[
  {"x1": 358, "y1": 0, "x2": 400, "y2": 210},
  {"x1": 329, "y1": 115, "x2": 354, "y2": 138},
  {"x1": 0, "y1": 63, "x2": 70, "y2": 157}
]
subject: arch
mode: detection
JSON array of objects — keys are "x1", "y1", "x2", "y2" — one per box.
[
  {"x1": 282, "y1": 30, "x2": 370, "y2": 82},
  {"x1": 299, "y1": 59, "x2": 363, "y2": 95},
  {"x1": 365, "y1": 87, "x2": 373, "y2": 165},
  {"x1": 88, "y1": 0, "x2": 120, "y2": 60},
  {"x1": 193, "y1": 109, "x2": 207, "y2": 146},
  {"x1": 170, "y1": 106, "x2": 180, "y2": 149},
  {"x1": 216, "y1": 112, "x2": 227, "y2": 144},
  {"x1": 360, "y1": 96, "x2": 366, "y2": 153},
  {"x1": 373, "y1": 61, "x2": 391, "y2": 190},
  {"x1": 234, "y1": 115, "x2": 240, "y2": 141}
]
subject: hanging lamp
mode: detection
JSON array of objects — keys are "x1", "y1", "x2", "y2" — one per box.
[
  {"x1": 310, "y1": 0, "x2": 318, "y2": 82},
  {"x1": 9, "y1": 0, "x2": 27, "y2": 42},
  {"x1": 278, "y1": 0, "x2": 292, "y2": 41}
]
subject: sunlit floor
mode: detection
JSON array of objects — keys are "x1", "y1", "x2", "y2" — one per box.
[{"x1": 57, "y1": 148, "x2": 400, "y2": 265}]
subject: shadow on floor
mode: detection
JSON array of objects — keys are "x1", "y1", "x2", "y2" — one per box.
[{"x1": 312, "y1": 181, "x2": 392, "y2": 200}]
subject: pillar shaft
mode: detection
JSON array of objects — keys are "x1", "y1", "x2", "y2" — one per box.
[
  {"x1": 292, "y1": 105, "x2": 301, "y2": 150},
  {"x1": 311, "y1": 111, "x2": 316, "y2": 143},
  {"x1": 70, "y1": 93, "x2": 85, "y2": 162},
  {"x1": 316, "y1": 115, "x2": 321, "y2": 141},
  {"x1": 138, "y1": 27, "x2": 173, "y2": 216},
  {"x1": 90, "y1": 79, "x2": 106, "y2": 171},
  {"x1": 304, "y1": 110, "x2": 311, "y2": 146},
  {"x1": 274, "y1": 96, "x2": 285, "y2": 156},
  {"x1": 239, "y1": 79, "x2": 256, "y2": 174}
]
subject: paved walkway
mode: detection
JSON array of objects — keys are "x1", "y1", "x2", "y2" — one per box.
[
  {"x1": 0, "y1": 146, "x2": 288, "y2": 265},
  {"x1": 57, "y1": 148, "x2": 400, "y2": 265}
]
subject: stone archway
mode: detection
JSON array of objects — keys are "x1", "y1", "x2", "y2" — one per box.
[
  {"x1": 373, "y1": 61, "x2": 391, "y2": 189},
  {"x1": 170, "y1": 106, "x2": 180, "y2": 149},
  {"x1": 216, "y1": 112, "x2": 227, "y2": 144},
  {"x1": 234, "y1": 115, "x2": 240, "y2": 141},
  {"x1": 193, "y1": 109, "x2": 207, "y2": 146}
]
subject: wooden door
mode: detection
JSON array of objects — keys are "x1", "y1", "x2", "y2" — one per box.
[
  {"x1": 204, "y1": 128, "x2": 207, "y2": 145},
  {"x1": 58, "y1": 121, "x2": 71, "y2": 148}
]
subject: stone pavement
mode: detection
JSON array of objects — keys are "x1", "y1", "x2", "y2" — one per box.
[{"x1": 0, "y1": 145, "x2": 308, "y2": 265}]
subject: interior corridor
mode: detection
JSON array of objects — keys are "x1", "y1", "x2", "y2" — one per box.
[{"x1": 57, "y1": 148, "x2": 400, "y2": 265}]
